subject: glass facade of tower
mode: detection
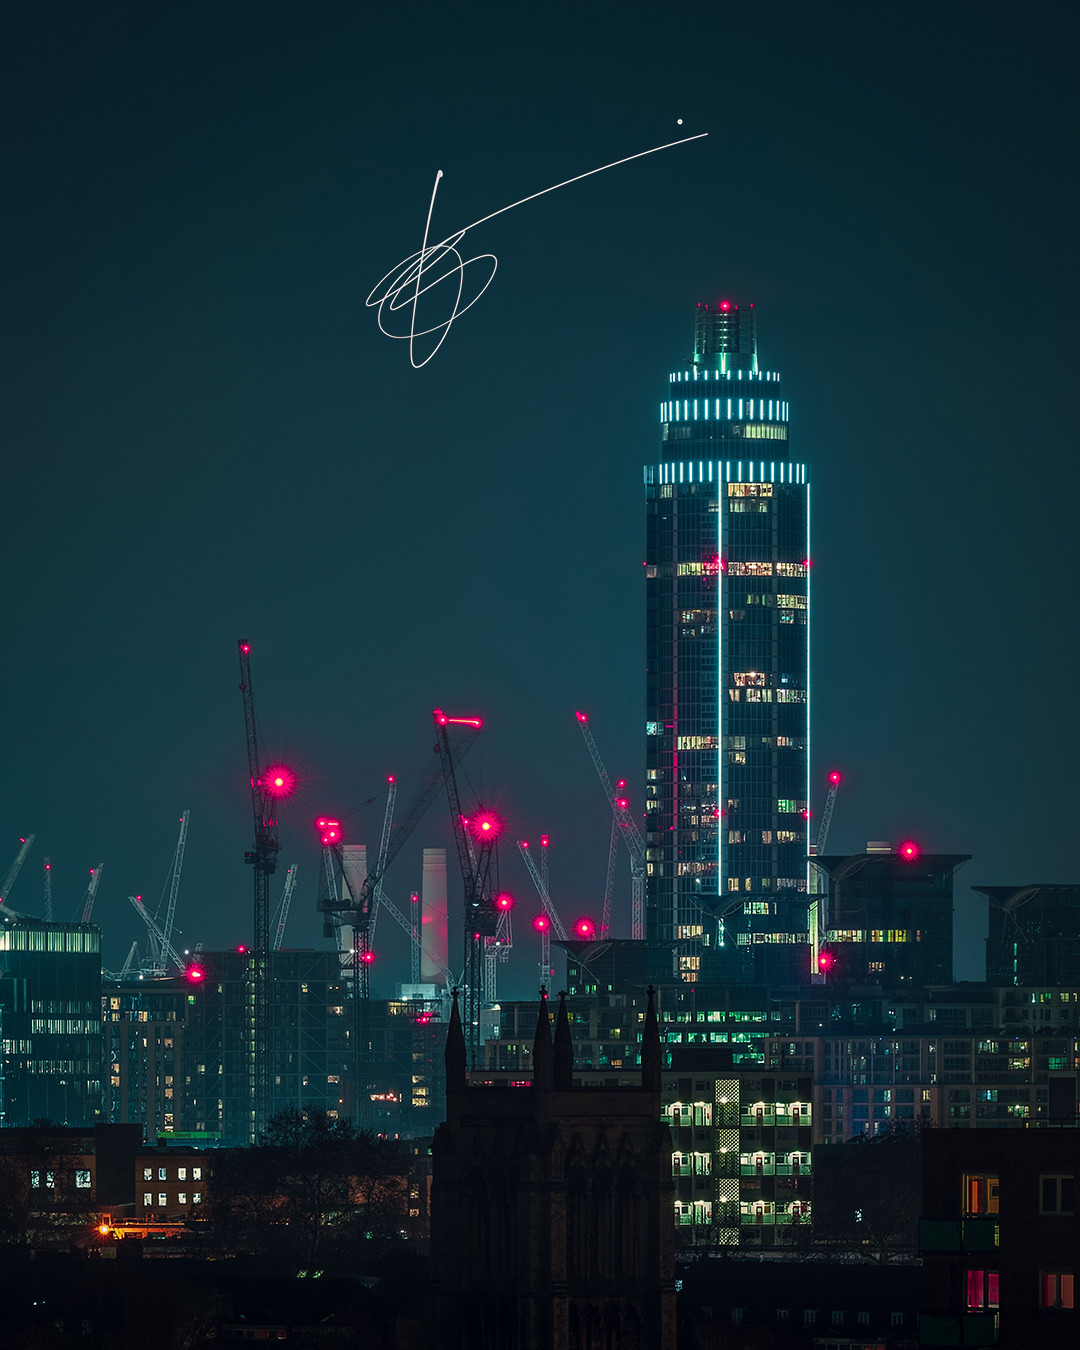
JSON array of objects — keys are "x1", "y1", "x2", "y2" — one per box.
[{"x1": 645, "y1": 302, "x2": 810, "y2": 985}]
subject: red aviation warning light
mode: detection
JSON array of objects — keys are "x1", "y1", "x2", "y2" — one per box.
[
  {"x1": 540, "y1": 834, "x2": 549, "y2": 848},
  {"x1": 495, "y1": 892, "x2": 513, "y2": 911},
  {"x1": 817, "y1": 951, "x2": 836, "y2": 972},
  {"x1": 533, "y1": 914, "x2": 549, "y2": 933},
  {"x1": 432, "y1": 707, "x2": 483, "y2": 728},
  {"x1": 575, "y1": 710, "x2": 588, "y2": 724},
  {"x1": 361, "y1": 950, "x2": 375, "y2": 964},
  {"x1": 470, "y1": 811, "x2": 502, "y2": 842},
  {"x1": 260, "y1": 764, "x2": 296, "y2": 799},
  {"x1": 315, "y1": 817, "x2": 343, "y2": 846},
  {"x1": 899, "y1": 840, "x2": 921, "y2": 861},
  {"x1": 828, "y1": 771, "x2": 842, "y2": 785},
  {"x1": 575, "y1": 918, "x2": 595, "y2": 939},
  {"x1": 185, "y1": 964, "x2": 205, "y2": 984}
]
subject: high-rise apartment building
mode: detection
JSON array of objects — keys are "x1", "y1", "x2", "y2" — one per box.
[{"x1": 645, "y1": 301, "x2": 810, "y2": 985}]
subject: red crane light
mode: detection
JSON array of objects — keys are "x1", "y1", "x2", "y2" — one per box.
[
  {"x1": 719, "y1": 300, "x2": 731, "y2": 311},
  {"x1": 470, "y1": 811, "x2": 502, "y2": 842},
  {"x1": 260, "y1": 764, "x2": 296, "y2": 799},
  {"x1": 899, "y1": 840, "x2": 920, "y2": 861},
  {"x1": 185, "y1": 965, "x2": 205, "y2": 984},
  {"x1": 828, "y1": 771, "x2": 842, "y2": 784},
  {"x1": 575, "y1": 918, "x2": 595, "y2": 939},
  {"x1": 575, "y1": 711, "x2": 588, "y2": 723},
  {"x1": 496, "y1": 892, "x2": 514, "y2": 910},
  {"x1": 236, "y1": 944, "x2": 247, "y2": 954},
  {"x1": 540, "y1": 834, "x2": 549, "y2": 848},
  {"x1": 361, "y1": 951, "x2": 375, "y2": 964},
  {"x1": 817, "y1": 951, "x2": 836, "y2": 972},
  {"x1": 315, "y1": 817, "x2": 343, "y2": 846},
  {"x1": 533, "y1": 914, "x2": 549, "y2": 932}
]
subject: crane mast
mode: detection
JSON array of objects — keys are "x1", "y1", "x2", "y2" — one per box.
[
  {"x1": 0, "y1": 836, "x2": 36, "y2": 907},
  {"x1": 43, "y1": 858, "x2": 52, "y2": 921},
  {"x1": 809, "y1": 771, "x2": 843, "y2": 981},
  {"x1": 80, "y1": 865, "x2": 104, "y2": 924},
  {"x1": 129, "y1": 894, "x2": 183, "y2": 972},
  {"x1": 272, "y1": 865, "x2": 298, "y2": 951},
  {"x1": 575, "y1": 712, "x2": 646, "y2": 940},
  {"x1": 516, "y1": 841, "x2": 567, "y2": 939},
  {"x1": 152, "y1": 811, "x2": 189, "y2": 976},
  {"x1": 237, "y1": 640, "x2": 293, "y2": 1141},
  {"x1": 600, "y1": 818, "x2": 619, "y2": 940},
  {"x1": 433, "y1": 708, "x2": 495, "y2": 1061}
]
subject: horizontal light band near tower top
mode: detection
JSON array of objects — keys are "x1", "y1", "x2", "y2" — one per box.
[{"x1": 644, "y1": 461, "x2": 808, "y2": 484}]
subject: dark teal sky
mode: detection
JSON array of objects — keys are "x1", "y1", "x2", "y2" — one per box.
[{"x1": 2, "y1": 2, "x2": 1076, "y2": 988}]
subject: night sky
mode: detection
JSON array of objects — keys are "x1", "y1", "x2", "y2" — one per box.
[{"x1": 3, "y1": 3, "x2": 1076, "y2": 992}]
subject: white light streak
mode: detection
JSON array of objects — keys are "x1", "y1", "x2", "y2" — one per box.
[{"x1": 366, "y1": 133, "x2": 709, "y2": 367}]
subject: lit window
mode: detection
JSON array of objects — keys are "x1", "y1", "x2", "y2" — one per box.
[
  {"x1": 966, "y1": 1269, "x2": 999, "y2": 1310},
  {"x1": 143, "y1": 1167, "x2": 153, "y2": 1181},
  {"x1": 143, "y1": 1192, "x2": 152, "y2": 1206},
  {"x1": 192, "y1": 1167, "x2": 202, "y2": 1181},
  {"x1": 75, "y1": 1170, "x2": 91, "y2": 1190},
  {"x1": 1040, "y1": 1270, "x2": 1074, "y2": 1310},
  {"x1": 1041, "y1": 1175, "x2": 1075, "y2": 1215},
  {"x1": 962, "y1": 1173, "x2": 999, "y2": 1216},
  {"x1": 158, "y1": 1193, "x2": 167, "y2": 1208},
  {"x1": 193, "y1": 1192, "x2": 202, "y2": 1204},
  {"x1": 29, "y1": 1170, "x2": 40, "y2": 1189},
  {"x1": 158, "y1": 1168, "x2": 167, "y2": 1181},
  {"x1": 177, "y1": 1168, "x2": 187, "y2": 1182},
  {"x1": 178, "y1": 1192, "x2": 186, "y2": 1205}
]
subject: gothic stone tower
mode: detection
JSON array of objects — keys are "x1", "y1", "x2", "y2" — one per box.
[{"x1": 430, "y1": 988, "x2": 676, "y2": 1350}]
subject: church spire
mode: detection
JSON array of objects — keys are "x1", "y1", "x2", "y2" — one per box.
[
  {"x1": 445, "y1": 987, "x2": 466, "y2": 1092},
  {"x1": 553, "y1": 990, "x2": 573, "y2": 1090},
  {"x1": 641, "y1": 985, "x2": 661, "y2": 1093},
  {"x1": 532, "y1": 985, "x2": 553, "y2": 1090}
]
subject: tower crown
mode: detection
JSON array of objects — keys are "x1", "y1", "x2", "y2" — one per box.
[{"x1": 694, "y1": 299, "x2": 757, "y2": 373}]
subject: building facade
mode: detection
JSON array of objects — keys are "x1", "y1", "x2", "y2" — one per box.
[
  {"x1": 645, "y1": 300, "x2": 810, "y2": 986},
  {"x1": 980, "y1": 884, "x2": 1080, "y2": 985},
  {"x1": 816, "y1": 846, "x2": 970, "y2": 987},
  {"x1": 0, "y1": 918, "x2": 102, "y2": 1126}
]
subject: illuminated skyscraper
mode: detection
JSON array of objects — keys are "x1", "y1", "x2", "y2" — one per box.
[{"x1": 645, "y1": 301, "x2": 810, "y2": 984}]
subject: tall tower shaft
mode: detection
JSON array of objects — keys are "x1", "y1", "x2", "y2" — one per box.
[{"x1": 644, "y1": 301, "x2": 810, "y2": 985}]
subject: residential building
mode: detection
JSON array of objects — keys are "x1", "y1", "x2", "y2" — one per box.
[
  {"x1": 0, "y1": 917, "x2": 102, "y2": 1126},
  {"x1": 921, "y1": 1128, "x2": 1079, "y2": 1346},
  {"x1": 980, "y1": 884, "x2": 1080, "y2": 985},
  {"x1": 816, "y1": 846, "x2": 970, "y2": 988},
  {"x1": 646, "y1": 299, "x2": 810, "y2": 985}
]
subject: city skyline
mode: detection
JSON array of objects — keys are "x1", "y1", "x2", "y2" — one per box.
[{"x1": 2, "y1": 5, "x2": 1076, "y2": 996}]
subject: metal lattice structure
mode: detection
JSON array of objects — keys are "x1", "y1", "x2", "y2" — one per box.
[{"x1": 575, "y1": 712, "x2": 646, "y2": 939}]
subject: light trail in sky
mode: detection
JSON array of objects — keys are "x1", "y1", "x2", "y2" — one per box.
[{"x1": 366, "y1": 132, "x2": 708, "y2": 367}]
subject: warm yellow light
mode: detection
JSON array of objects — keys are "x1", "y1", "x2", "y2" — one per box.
[{"x1": 97, "y1": 1224, "x2": 110, "y2": 1235}]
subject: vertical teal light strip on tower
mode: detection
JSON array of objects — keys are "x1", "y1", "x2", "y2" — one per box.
[
  {"x1": 804, "y1": 478, "x2": 812, "y2": 914},
  {"x1": 717, "y1": 458, "x2": 726, "y2": 947}
]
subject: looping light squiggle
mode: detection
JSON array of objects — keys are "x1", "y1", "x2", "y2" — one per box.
[{"x1": 366, "y1": 132, "x2": 708, "y2": 368}]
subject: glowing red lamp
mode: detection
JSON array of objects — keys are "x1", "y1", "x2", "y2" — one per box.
[
  {"x1": 316, "y1": 817, "x2": 343, "y2": 846},
  {"x1": 496, "y1": 892, "x2": 514, "y2": 911},
  {"x1": 575, "y1": 918, "x2": 595, "y2": 939},
  {"x1": 575, "y1": 711, "x2": 588, "y2": 723},
  {"x1": 828, "y1": 771, "x2": 842, "y2": 785},
  {"x1": 470, "y1": 811, "x2": 502, "y2": 842},
  {"x1": 185, "y1": 965, "x2": 205, "y2": 984},
  {"x1": 540, "y1": 834, "x2": 549, "y2": 848},
  {"x1": 899, "y1": 840, "x2": 920, "y2": 861},
  {"x1": 236, "y1": 944, "x2": 247, "y2": 954},
  {"x1": 719, "y1": 300, "x2": 731, "y2": 311},
  {"x1": 817, "y1": 951, "x2": 836, "y2": 972},
  {"x1": 533, "y1": 914, "x2": 549, "y2": 933},
  {"x1": 261, "y1": 764, "x2": 296, "y2": 799},
  {"x1": 361, "y1": 951, "x2": 375, "y2": 964}
]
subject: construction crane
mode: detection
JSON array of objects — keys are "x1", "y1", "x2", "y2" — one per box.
[
  {"x1": 43, "y1": 858, "x2": 53, "y2": 921},
  {"x1": 600, "y1": 818, "x2": 619, "y2": 940},
  {"x1": 574, "y1": 712, "x2": 646, "y2": 940},
  {"x1": 516, "y1": 840, "x2": 567, "y2": 939},
  {"x1": 366, "y1": 777, "x2": 398, "y2": 949},
  {"x1": 433, "y1": 708, "x2": 498, "y2": 1061},
  {"x1": 809, "y1": 771, "x2": 843, "y2": 981},
  {"x1": 80, "y1": 865, "x2": 104, "y2": 923},
  {"x1": 237, "y1": 639, "x2": 295, "y2": 1140},
  {"x1": 0, "y1": 836, "x2": 36, "y2": 907},
  {"x1": 129, "y1": 894, "x2": 183, "y2": 972},
  {"x1": 272, "y1": 864, "x2": 298, "y2": 951},
  {"x1": 146, "y1": 812, "x2": 189, "y2": 976}
]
